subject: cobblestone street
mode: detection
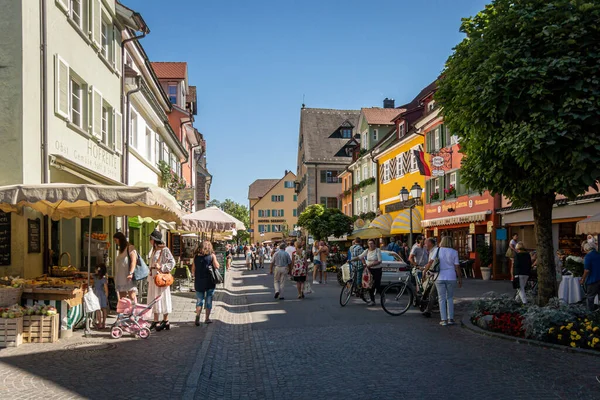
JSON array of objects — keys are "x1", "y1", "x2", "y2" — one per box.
[{"x1": 1, "y1": 259, "x2": 599, "y2": 399}]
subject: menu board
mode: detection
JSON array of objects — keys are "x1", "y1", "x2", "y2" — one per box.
[
  {"x1": 28, "y1": 218, "x2": 41, "y2": 253},
  {"x1": 0, "y1": 212, "x2": 11, "y2": 266},
  {"x1": 171, "y1": 234, "x2": 181, "y2": 257}
]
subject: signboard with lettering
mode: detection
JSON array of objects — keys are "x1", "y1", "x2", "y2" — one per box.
[
  {"x1": 51, "y1": 134, "x2": 121, "y2": 181},
  {"x1": 28, "y1": 218, "x2": 41, "y2": 253},
  {"x1": 0, "y1": 212, "x2": 10, "y2": 266},
  {"x1": 176, "y1": 188, "x2": 194, "y2": 201},
  {"x1": 171, "y1": 234, "x2": 181, "y2": 257}
]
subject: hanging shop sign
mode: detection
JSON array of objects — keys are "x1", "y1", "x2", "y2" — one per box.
[{"x1": 0, "y1": 212, "x2": 10, "y2": 266}]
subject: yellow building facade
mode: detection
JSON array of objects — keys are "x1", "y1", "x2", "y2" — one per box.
[
  {"x1": 248, "y1": 171, "x2": 298, "y2": 244},
  {"x1": 373, "y1": 133, "x2": 426, "y2": 240}
]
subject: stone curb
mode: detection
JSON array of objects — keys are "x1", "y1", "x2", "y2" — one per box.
[
  {"x1": 182, "y1": 263, "x2": 231, "y2": 397},
  {"x1": 460, "y1": 314, "x2": 600, "y2": 358}
]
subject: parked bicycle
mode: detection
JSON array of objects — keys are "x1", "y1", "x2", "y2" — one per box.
[
  {"x1": 339, "y1": 262, "x2": 369, "y2": 306},
  {"x1": 380, "y1": 267, "x2": 438, "y2": 316}
]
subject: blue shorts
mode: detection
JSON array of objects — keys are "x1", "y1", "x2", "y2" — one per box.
[{"x1": 196, "y1": 289, "x2": 215, "y2": 309}]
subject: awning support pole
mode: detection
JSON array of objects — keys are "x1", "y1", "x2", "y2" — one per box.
[{"x1": 84, "y1": 202, "x2": 92, "y2": 337}]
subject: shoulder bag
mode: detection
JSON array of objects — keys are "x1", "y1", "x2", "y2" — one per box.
[
  {"x1": 430, "y1": 248, "x2": 441, "y2": 273},
  {"x1": 153, "y1": 250, "x2": 174, "y2": 287},
  {"x1": 127, "y1": 247, "x2": 149, "y2": 281},
  {"x1": 208, "y1": 254, "x2": 224, "y2": 285},
  {"x1": 505, "y1": 246, "x2": 516, "y2": 259}
]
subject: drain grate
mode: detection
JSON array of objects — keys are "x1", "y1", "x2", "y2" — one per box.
[{"x1": 64, "y1": 341, "x2": 117, "y2": 352}]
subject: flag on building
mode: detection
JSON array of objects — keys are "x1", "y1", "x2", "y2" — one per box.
[{"x1": 413, "y1": 150, "x2": 431, "y2": 176}]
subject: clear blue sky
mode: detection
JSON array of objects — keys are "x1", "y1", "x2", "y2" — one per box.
[{"x1": 125, "y1": 0, "x2": 489, "y2": 206}]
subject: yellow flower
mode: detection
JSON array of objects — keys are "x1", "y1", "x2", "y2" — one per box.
[
  {"x1": 557, "y1": 334, "x2": 563, "y2": 340},
  {"x1": 594, "y1": 327, "x2": 599, "y2": 332},
  {"x1": 593, "y1": 338, "x2": 600, "y2": 344},
  {"x1": 576, "y1": 335, "x2": 581, "y2": 340},
  {"x1": 560, "y1": 326, "x2": 566, "y2": 331},
  {"x1": 571, "y1": 330, "x2": 577, "y2": 336},
  {"x1": 570, "y1": 342, "x2": 577, "y2": 348},
  {"x1": 587, "y1": 325, "x2": 592, "y2": 331},
  {"x1": 588, "y1": 341, "x2": 592, "y2": 347},
  {"x1": 566, "y1": 323, "x2": 573, "y2": 330},
  {"x1": 548, "y1": 327, "x2": 555, "y2": 333}
]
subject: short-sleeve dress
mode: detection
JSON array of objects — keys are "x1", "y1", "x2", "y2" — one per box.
[{"x1": 147, "y1": 247, "x2": 175, "y2": 314}]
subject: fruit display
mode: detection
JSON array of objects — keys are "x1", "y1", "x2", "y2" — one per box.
[
  {"x1": 86, "y1": 232, "x2": 108, "y2": 241},
  {"x1": 0, "y1": 304, "x2": 58, "y2": 318},
  {"x1": 51, "y1": 265, "x2": 79, "y2": 277}
]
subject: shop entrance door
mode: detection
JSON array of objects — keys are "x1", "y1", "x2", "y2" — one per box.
[{"x1": 451, "y1": 229, "x2": 469, "y2": 260}]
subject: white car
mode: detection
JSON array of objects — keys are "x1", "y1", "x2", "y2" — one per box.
[{"x1": 340, "y1": 250, "x2": 410, "y2": 286}]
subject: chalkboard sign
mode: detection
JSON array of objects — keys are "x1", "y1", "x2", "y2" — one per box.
[
  {"x1": 28, "y1": 218, "x2": 41, "y2": 253},
  {"x1": 171, "y1": 234, "x2": 181, "y2": 257},
  {"x1": 0, "y1": 211, "x2": 11, "y2": 266}
]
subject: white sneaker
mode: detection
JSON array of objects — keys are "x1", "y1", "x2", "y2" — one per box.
[{"x1": 313, "y1": 280, "x2": 319, "y2": 285}]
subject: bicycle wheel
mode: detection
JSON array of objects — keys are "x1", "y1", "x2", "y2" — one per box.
[
  {"x1": 337, "y1": 269, "x2": 345, "y2": 286},
  {"x1": 340, "y1": 280, "x2": 353, "y2": 307},
  {"x1": 381, "y1": 283, "x2": 413, "y2": 316}
]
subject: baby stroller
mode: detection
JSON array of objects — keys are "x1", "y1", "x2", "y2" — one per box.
[{"x1": 110, "y1": 294, "x2": 162, "y2": 339}]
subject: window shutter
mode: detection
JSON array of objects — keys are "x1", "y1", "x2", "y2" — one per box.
[
  {"x1": 54, "y1": 55, "x2": 70, "y2": 120},
  {"x1": 91, "y1": 0, "x2": 102, "y2": 48},
  {"x1": 56, "y1": 0, "x2": 69, "y2": 14},
  {"x1": 320, "y1": 170, "x2": 326, "y2": 183},
  {"x1": 281, "y1": 210, "x2": 284, "y2": 217},
  {"x1": 113, "y1": 26, "x2": 121, "y2": 74},
  {"x1": 113, "y1": 110, "x2": 123, "y2": 154},
  {"x1": 91, "y1": 86, "x2": 102, "y2": 139},
  {"x1": 443, "y1": 125, "x2": 451, "y2": 148}
]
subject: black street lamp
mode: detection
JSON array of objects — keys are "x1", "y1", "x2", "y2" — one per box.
[{"x1": 399, "y1": 182, "x2": 423, "y2": 248}]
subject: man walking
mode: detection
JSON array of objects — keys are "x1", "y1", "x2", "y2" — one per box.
[
  {"x1": 270, "y1": 243, "x2": 292, "y2": 300},
  {"x1": 581, "y1": 242, "x2": 600, "y2": 311},
  {"x1": 312, "y1": 241, "x2": 330, "y2": 284},
  {"x1": 257, "y1": 244, "x2": 265, "y2": 269},
  {"x1": 387, "y1": 237, "x2": 401, "y2": 255}
]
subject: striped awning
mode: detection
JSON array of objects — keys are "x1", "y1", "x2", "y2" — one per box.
[
  {"x1": 369, "y1": 214, "x2": 393, "y2": 232},
  {"x1": 391, "y1": 208, "x2": 423, "y2": 234},
  {"x1": 348, "y1": 227, "x2": 388, "y2": 240},
  {"x1": 421, "y1": 211, "x2": 491, "y2": 228}
]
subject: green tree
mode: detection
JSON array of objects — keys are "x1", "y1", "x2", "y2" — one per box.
[
  {"x1": 210, "y1": 198, "x2": 250, "y2": 244},
  {"x1": 436, "y1": 0, "x2": 600, "y2": 305},
  {"x1": 297, "y1": 204, "x2": 354, "y2": 241}
]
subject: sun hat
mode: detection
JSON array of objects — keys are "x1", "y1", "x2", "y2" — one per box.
[{"x1": 150, "y1": 230, "x2": 164, "y2": 244}]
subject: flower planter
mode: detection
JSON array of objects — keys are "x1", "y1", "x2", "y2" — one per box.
[{"x1": 480, "y1": 267, "x2": 492, "y2": 280}]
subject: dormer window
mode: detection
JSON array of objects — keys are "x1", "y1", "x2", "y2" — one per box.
[
  {"x1": 428, "y1": 100, "x2": 436, "y2": 112},
  {"x1": 399, "y1": 123, "x2": 406, "y2": 137},
  {"x1": 168, "y1": 84, "x2": 177, "y2": 104},
  {"x1": 341, "y1": 128, "x2": 352, "y2": 138}
]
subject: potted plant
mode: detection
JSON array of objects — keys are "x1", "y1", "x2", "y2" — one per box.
[
  {"x1": 477, "y1": 242, "x2": 492, "y2": 280},
  {"x1": 444, "y1": 185, "x2": 457, "y2": 198},
  {"x1": 430, "y1": 191, "x2": 440, "y2": 202}
]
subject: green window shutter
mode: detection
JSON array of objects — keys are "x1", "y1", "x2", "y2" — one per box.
[
  {"x1": 281, "y1": 195, "x2": 284, "y2": 202},
  {"x1": 293, "y1": 194, "x2": 297, "y2": 201},
  {"x1": 425, "y1": 180, "x2": 431, "y2": 203},
  {"x1": 320, "y1": 197, "x2": 325, "y2": 205},
  {"x1": 281, "y1": 209, "x2": 284, "y2": 217},
  {"x1": 320, "y1": 171, "x2": 326, "y2": 183},
  {"x1": 272, "y1": 209, "x2": 276, "y2": 216},
  {"x1": 271, "y1": 195, "x2": 274, "y2": 201},
  {"x1": 293, "y1": 209, "x2": 297, "y2": 217}
]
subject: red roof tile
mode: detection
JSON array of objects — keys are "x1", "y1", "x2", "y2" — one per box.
[
  {"x1": 361, "y1": 108, "x2": 402, "y2": 125},
  {"x1": 151, "y1": 62, "x2": 187, "y2": 79}
]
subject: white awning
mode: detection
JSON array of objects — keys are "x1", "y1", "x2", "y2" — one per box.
[{"x1": 421, "y1": 211, "x2": 491, "y2": 228}]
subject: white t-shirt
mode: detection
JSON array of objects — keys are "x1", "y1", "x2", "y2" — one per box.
[
  {"x1": 429, "y1": 247, "x2": 459, "y2": 281},
  {"x1": 359, "y1": 248, "x2": 382, "y2": 269},
  {"x1": 285, "y1": 246, "x2": 296, "y2": 259}
]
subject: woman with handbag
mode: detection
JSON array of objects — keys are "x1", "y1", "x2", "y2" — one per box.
[
  {"x1": 147, "y1": 231, "x2": 175, "y2": 331},
  {"x1": 112, "y1": 232, "x2": 138, "y2": 303},
  {"x1": 291, "y1": 241, "x2": 308, "y2": 299},
  {"x1": 512, "y1": 242, "x2": 532, "y2": 304},
  {"x1": 192, "y1": 240, "x2": 219, "y2": 325},
  {"x1": 354, "y1": 239, "x2": 382, "y2": 306},
  {"x1": 424, "y1": 236, "x2": 462, "y2": 326}
]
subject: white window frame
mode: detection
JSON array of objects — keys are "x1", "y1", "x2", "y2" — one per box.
[
  {"x1": 101, "y1": 19, "x2": 109, "y2": 60},
  {"x1": 56, "y1": 0, "x2": 69, "y2": 14},
  {"x1": 434, "y1": 129, "x2": 440, "y2": 151},
  {"x1": 363, "y1": 197, "x2": 368, "y2": 213},
  {"x1": 434, "y1": 178, "x2": 440, "y2": 194},
  {"x1": 355, "y1": 169, "x2": 360, "y2": 184},
  {"x1": 428, "y1": 100, "x2": 436, "y2": 111},
  {"x1": 70, "y1": 78, "x2": 83, "y2": 128},
  {"x1": 399, "y1": 122, "x2": 405, "y2": 137},
  {"x1": 146, "y1": 128, "x2": 153, "y2": 161},
  {"x1": 362, "y1": 133, "x2": 367, "y2": 149},
  {"x1": 162, "y1": 144, "x2": 169, "y2": 165},
  {"x1": 372, "y1": 129, "x2": 378, "y2": 141},
  {"x1": 410, "y1": 151, "x2": 418, "y2": 172},
  {"x1": 449, "y1": 172, "x2": 457, "y2": 189},
  {"x1": 155, "y1": 136, "x2": 161, "y2": 164},
  {"x1": 129, "y1": 111, "x2": 138, "y2": 149},
  {"x1": 370, "y1": 193, "x2": 376, "y2": 211},
  {"x1": 355, "y1": 199, "x2": 360, "y2": 215},
  {"x1": 363, "y1": 165, "x2": 368, "y2": 180},
  {"x1": 372, "y1": 162, "x2": 377, "y2": 179},
  {"x1": 101, "y1": 104, "x2": 109, "y2": 145},
  {"x1": 396, "y1": 155, "x2": 404, "y2": 178},
  {"x1": 70, "y1": 0, "x2": 83, "y2": 29},
  {"x1": 113, "y1": 110, "x2": 122, "y2": 154}
]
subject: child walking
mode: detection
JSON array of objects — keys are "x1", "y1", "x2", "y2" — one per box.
[{"x1": 94, "y1": 264, "x2": 109, "y2": 329}]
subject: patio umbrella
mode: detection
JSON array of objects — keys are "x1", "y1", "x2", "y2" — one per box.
[
  {"x1": 181, "y1": 206, "x2": 246, "y2": 232},
  {"x1": 576, "y1": 213, "x2": 600, "y2": 235},
  {"x1": 0, "y1": 183, "x2": 183, "y2": 284},
  {"x1": 347, "y1": 227, "x2": 388, "y2": 240}
]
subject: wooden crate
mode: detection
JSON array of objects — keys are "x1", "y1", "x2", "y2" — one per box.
[
  {"x1": 23, "y1": 314, "x2": 59, "y2": 343},
  {"x1": 0, "y1": 317, "x2": 23, "y2": 347}
]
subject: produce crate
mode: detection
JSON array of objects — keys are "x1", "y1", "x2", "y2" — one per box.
[
  {"x1": 0, "y1": 317, "x2": 23, "y2": 347},
  {"x1": 23, "y1": 314, "x2": 59, "y2": 343}
]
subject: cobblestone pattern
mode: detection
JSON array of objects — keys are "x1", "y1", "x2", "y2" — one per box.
[{"x1": 190, "y1": 260, "x2": 600, "y2": 400}]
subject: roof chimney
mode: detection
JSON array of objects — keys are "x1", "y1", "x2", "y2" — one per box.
[{"x1": 383, "y1": 98, "x2": 395, "y2": 108}]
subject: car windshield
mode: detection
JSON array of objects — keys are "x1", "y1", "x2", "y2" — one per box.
[{"x1": 382, "y1": 252, "x2": 401, "y2": 262}]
